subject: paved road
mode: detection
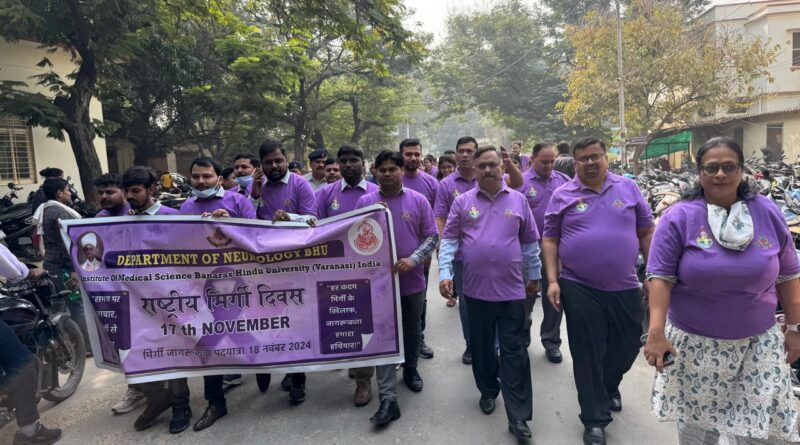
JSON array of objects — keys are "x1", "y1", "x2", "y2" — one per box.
[{"x1": 1, "y1": 275, "x2": 679, "y2": 445}]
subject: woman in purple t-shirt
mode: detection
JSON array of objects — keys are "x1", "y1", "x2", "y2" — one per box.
[{"x1": 645, "y1": 137, "x2": 800, "y2": 444}]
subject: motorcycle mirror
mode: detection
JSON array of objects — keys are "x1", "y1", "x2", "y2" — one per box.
[{"x1": 7, "y1": 182, "x2": 15, "y2": 189}]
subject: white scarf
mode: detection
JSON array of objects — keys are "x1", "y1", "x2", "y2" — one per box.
[
  {"x1": 707, "y1": 200, "x2": 753, "y2": 251},
  {"x1": 32, "y1": 200, "x2": 82, "y2": 235}
]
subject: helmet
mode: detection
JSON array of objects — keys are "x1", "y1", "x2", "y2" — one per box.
[{"x1": 784, "y1": 188, "x2": 800, "y2": 213}]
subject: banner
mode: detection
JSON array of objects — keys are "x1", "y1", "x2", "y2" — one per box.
[{"x1": 60, "y1": 206, "x2": 403, "y2": 383}]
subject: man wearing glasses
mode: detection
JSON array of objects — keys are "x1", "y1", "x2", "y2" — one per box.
[{"x1": 541, "y1": 137, "x2": 654, "y2": 445}]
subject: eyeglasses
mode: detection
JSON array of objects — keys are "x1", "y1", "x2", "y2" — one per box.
[
  {"x1": 698, "y1": 163, "x2": 742, "y2": 175},
  {"x1": 576, "y1": 154, "x2": 604, "y2": 165}
]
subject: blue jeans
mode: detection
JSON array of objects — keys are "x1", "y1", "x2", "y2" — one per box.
[{"x1": 0, "y1": 320, "x2": 39, "y2": 426}]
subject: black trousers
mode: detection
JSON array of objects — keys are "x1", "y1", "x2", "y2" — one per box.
[
  {"x1": 560, "y1": 278, "x2": 642, "y2": 427},
  {"x1": 0, "y1": 320, "x2": 39, "y2": 426},
  {"x1": 420, "y1": 265, "x2": 430, "y2": 341},
  {"x1": 401, "y1": 291, "x2": 425, "y2": 369},
  {"x1": 465, "y1": 295, "x2": 532, "y2": 422},
  {"x1": 524, "y1": 278, "x2": 563, "y2": 350},
  {"x1": 139, "y1": 378, "x2": 190, "y2": 408}
]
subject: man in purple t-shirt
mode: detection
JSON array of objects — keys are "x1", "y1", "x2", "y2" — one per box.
[
  {"x1": 398, "y1": 138, "x2": 439, "y2": 359},
  {"x1": 542, "y1": 137, "x2": 654, "y2": 445},
  {"x1": 315, "y1": 144, "x2": 378, "y2": 408},
  {"x1": 517, "y1": 142, "x2": 570, "y2": 363},
  {"x1": 251, "y1": 140, "x2": 315, "y2": 402},
  {"x1": 251, "y1": 139, "x2": 316, "y2": 224},
  {"x1": 355, "y1": 150, "x2": 439, "y2": 427},
  {"x1": 123, "y1": 166, "x2": 182, "y2": 216},
  {"x1": 94, "y1": 173, "x2": 130, "y2": 217},
  {"x1": 232, "y1": 153, "x2": 260, "y2": 197},
  {"x1": 439, "y1": 146, "x2": 540, "y2": 440}
]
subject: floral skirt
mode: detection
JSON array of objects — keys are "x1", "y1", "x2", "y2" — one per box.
[{"x1": 651, "y1": 322, "x2": 800, "y2": 442}]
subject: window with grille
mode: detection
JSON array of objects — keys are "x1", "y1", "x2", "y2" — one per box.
[
  {"x1": 794, "y1": 32, "x2": 800, "y2": 68},
  {"x1": 0, "y1": 116, "x2": 36, "y2": 184}
]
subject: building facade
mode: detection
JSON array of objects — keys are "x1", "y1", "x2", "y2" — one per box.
[{"x1": 0, "y1": 39, "x2": 109, "y2": 201}]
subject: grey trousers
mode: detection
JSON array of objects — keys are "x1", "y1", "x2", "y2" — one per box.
[
  {"x1": 375, "y1": 364, "x2": 397, "y2": 402},
  {"x1": 677, "y1": 422, "x2": 789, "y2": 445}
]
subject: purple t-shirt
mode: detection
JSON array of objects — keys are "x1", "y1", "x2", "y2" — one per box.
[
  {"x1": 543, "y1": 173, "x2": 654, "y2": 291},
  {"x1": 517, "y1": 169, "x2": 570, "y2": 237},
  {"x1": 179, "y1": 190, "x2": 256, "y2": 218},
  {"x1": 403, "y1": 170, "x2": 438, "y2": 208},
  {"x1": 434, "y1": 171, "x2": 478, "y2": 262},
  {"x1": 647, "y1": 196, "x2": 800, "y2": 339},
  {"x1": 95, "y1": 202, "x2": 131, "y2": 217},
  {"x1": 315, "y1": 179, "x2": 378, "y2": 219},
  {"x1": 356, "y1": 188, "x2": 437, "y2": 297},
  {"x1": 255, "y1": 172, "x2": 317, "y2": 220},
  {"x1": 443, "y1": 184, "x2": 539, "y2": 301}
]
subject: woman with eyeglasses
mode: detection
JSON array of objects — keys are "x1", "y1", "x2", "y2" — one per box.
[{"x1": 645, "y1": 136, "x2": 800, "y2": 444}]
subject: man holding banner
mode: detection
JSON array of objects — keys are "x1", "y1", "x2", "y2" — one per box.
[
  {"x1": 173, "y1": 157, "x2": 257, "y2": 432},
  {"x1": 316, "y1": 144, "x2": 378, "y2": 408},
  {"x1": 251, "y1": 139, "x2": 317, "y2": 404},
  {"x1": 356, "y1": 150, "x2": 438, "y2": 426}
]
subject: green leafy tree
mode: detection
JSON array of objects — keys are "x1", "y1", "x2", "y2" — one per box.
[
  {"x1": 559, "y1": 0, "x2": 778, "y2": 172},
  {"x1": 0, "y1": 0, "x2": 155, "y2": 203},
  {"x1": 428, "y1": 0, "x2": 568, "y2": 142}
]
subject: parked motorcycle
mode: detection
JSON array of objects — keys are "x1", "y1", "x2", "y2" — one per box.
[
  {"x1": 0, "y1": 274, "x2": 86, "y2": 427},
  {"x1": 0, "y1": 185, "x2": 41, "y2": 263}
]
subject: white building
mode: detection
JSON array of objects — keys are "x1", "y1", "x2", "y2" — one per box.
[
  {"x1": 0, "y1": 39, "x2": 108, "y2": 201},
  {"x1": 690, "y1": 0, "x2": 800, "y2": 160}
]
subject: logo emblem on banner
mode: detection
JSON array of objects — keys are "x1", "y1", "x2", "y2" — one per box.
[
  {"x1": 207, "y1": 228, "x2": 232, "y2": 247},
  {"x1": 349, "y1": 218, "x2": 383, "y2": 255}
]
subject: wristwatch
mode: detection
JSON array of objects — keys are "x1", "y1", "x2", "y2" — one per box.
[{"x1": 787, "y1": 323, "x2": 800, "y2": 333}]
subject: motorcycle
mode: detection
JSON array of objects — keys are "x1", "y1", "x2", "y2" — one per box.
[
  {"x1": 0, "y1": 184, "x2": 41, "y2": 263},
  {"x1": 0, "y1": 274, "x2": 86, "y2": 427}
]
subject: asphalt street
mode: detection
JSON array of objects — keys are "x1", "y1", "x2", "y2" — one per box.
[{"x1": 1, "y1": 273, "x2": 681, "y2": 445}]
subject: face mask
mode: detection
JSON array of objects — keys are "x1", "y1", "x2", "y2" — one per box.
[
  {"x1": 235, "y1": 175, "x2": 253, "y2": 187},
  {"x1": 191, "y1": 185, "x2": 219, "y2": 199}
]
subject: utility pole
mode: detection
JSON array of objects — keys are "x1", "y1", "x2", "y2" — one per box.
[{"x1": 615, "y1": 0, "x2": 627, "y2": 169}]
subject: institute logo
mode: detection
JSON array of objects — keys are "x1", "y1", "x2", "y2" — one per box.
[
  {"x1": 612, "y1": 199, "x2": 625, "y2": 208},
  {"x1": 575, "y1": 200, "x2": 588, "y2": 213},
  {"x1": 348, "y1": 218, "x2": 383, "y2": 256},
  {"x1": 755, "y1": 235, "x2": 774, "y2": 249},
  {"x1": 207, "y1": 227, "x2": 232, "y2": 247},
  {"x1": 283, "y1": 198, "x2": 294, "y2": 208},
  {"x1": 696, "y1": 226, "x2": 713, "y2": 249},
  {"x1": 527, "y1": 187, "x2": 537, "y2": 198},
  {"x1": 453, "y1": 189, "x2": 461, "y2": 198},
  {"x1": 402, "y1": 212, "x2": 413, "y2": 221},
  {"x1": 468, "y1": 204, "x2": 480, "y2": 219},
  {"x1": 504, "y1": 209, "x2": 514, "y2": 218},
  {"x1": 330, "y1": 198, "x2": 340, "y2": 211}
]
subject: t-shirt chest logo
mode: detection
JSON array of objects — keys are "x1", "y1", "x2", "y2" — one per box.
[
  {"x1": 503, "y1": 209, "x2": 515, "y2": 218},
  {"x1": 575, "y1": 199, "x2": 589, "y2": 213},
  {"x1": 453, "y1": 189, "x2": 461, "y2": 198},
  {"x1": 330, "y1": 198, "x2": 340, "y2": 210},
  {"x1": 612, "y1": 199, "x2": 625, "y2": 208},
  {"x1": 283, "y1": 198, "x2": 294, "y2": 207},
  {"x1": 696, "y1": 226, "x2": 713, "y2": 249},
  {"x1": 402, "y1": 212, "x2": 413, "y2": 221},
  {"x1": 526, "y1": 186, "x2": 537, "y2": 198},
  {"x1": 755, "y1": 235, "x2": 774, "y2": 249},
  {"x1": 468, "y1": 204, "x2": 480, "y2": 219}
]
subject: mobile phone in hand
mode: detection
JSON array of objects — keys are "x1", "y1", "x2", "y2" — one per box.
[{"x1": 640, "y1": 333, "x2": 675, "y2": 368}]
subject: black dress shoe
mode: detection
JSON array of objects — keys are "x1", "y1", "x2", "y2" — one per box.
[
  {"x1": 289, "y1": 383, "x2": 306, "y2": 404},
  {"x1": 256, "y1": 374, "x2": 271, "y2": 393},
  {"x1": 369, "y1": 399, "x2": 401, "y2": 425},
  {"x1": 479, "y1": 396, "x2": 496, "y2": 415},
  {"x1": 508, "y1": 419, "x2": 532, "y2": 439},
  {"x1": 169, "y1": 405, "x2": 192, "y2": 434},
  {"x1": 419, "y1": 341, "x2": 434, "y2": 359},
  {"x1": 280, "y1": 374, "x2": 292, "y2": 391},
  {"x1": 133, "y1": 393, "x2": 171, "y2": 431},
  {"x1": 462, "y1": 348, "x2": 472, "y2": 365},
  {"x1": 193, "y1": 405, "x2": 227, "y2": 431},
  {"x1": 583, "y1": 426, "x2": 606, "y2": 445},
  {"x1": 610, "y1": 395, "x2": 622, "y2": 412},
  {"x1": 545, "y1": 348, "x2": 563, "y2": 364},
  {"x1": 402, "y1": 368, "x2": 423, "y2": 392}
]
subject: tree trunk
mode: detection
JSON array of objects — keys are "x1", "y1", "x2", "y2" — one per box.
[
  {"x1": 349, "y1": 98, "x2": 363, "y2": 144},
  {"x1": 292, "y1": 79, "x2": 308, "y2": 162},
  {"x1": 61, "y1": 48, "x2": 102, "y2": 206}
]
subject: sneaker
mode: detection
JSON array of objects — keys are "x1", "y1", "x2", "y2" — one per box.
[
  {"x1": 419, "y1": 342, "x2": 434, "y2": 359},
  {"x1": 13, "y1": 424, "x2": 62, "y2": 445},
  {"x1": 111, "y1": 387, "x2": 146, "y2": 415},
  {"x1": 222, "y1": 374, "x2": 243, "y2": 388}
]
